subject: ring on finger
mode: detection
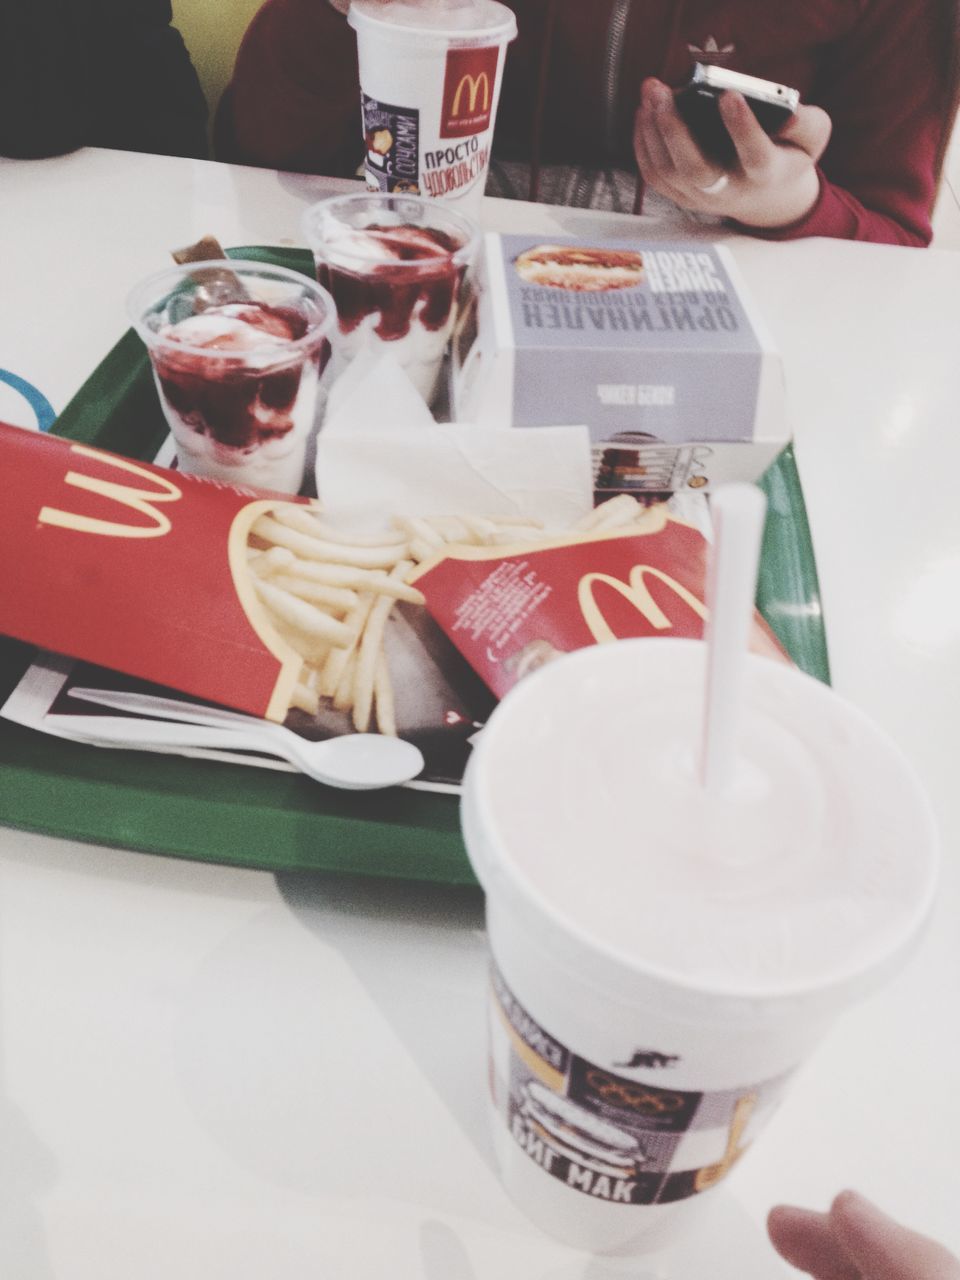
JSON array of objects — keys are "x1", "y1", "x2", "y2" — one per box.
[{"x1": 697, "y1": 174, "x2": 730, "y2": 195}]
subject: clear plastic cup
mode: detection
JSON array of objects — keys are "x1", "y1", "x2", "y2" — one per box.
[
  {"x1": 349, "y1": 0, "x2": 517, "y2": 218},
  {"x1": 302, "y1": 192, "x2": 479, "y2": 403},
  {"x1": 461, "y1": 638, "x2": 939, "y2": 1254},
  {"x1": 129, "y1": 260, "x2": 335, "y2": 494}
]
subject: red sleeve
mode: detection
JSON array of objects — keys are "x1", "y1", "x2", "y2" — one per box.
[
  {"x1": 738, "y1": 0, "x2": 948, "y2": 247},
  {"x1": 215, "y1": 0, "x2": 362, "y2": 177}
]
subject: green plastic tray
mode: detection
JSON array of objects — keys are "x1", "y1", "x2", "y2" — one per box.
[{"x1": 0, "y1": 247, "x2": 829, "y2": 883}]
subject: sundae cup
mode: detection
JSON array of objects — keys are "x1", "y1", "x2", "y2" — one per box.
[
  {"x1": 129, "y1": 260, "x2": 335, "y2": 493},
  {"x1": 302, "y1": 193, "x2": 478, "y2": 404}
]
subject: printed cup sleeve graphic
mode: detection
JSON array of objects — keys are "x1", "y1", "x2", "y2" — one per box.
[
  {"x1": 693, "y1": 1092, "x2": 757, "y2": 1191},
  {"x1": 615, "y1": 1050, "x2": 681, "y2": 1070},
  {"x1": 489, "y1": 962, "x2": 790, "y2": 1207},
  {"x1": 361, "y1": 96, "x2": 421, "y2": 194},
  {"x1": 522, "y1": 1080, "x2": 646, "y2": 1178}
]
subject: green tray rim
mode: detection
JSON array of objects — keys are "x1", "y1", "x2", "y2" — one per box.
[{"x1": 0, "y1": 245, "x2": 829, "y2": 883}]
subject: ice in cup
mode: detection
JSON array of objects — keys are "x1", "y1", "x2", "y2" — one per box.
[
  {"x1": 461, "y1": 638, "x2": 939, "y2": 1254},
  {"x1": 302, "y1": 193, "x2": 478, "y2": 403},
  {"x1": 129, "y1": 260, "x2": 335, "y2": 493},
  {"x1": 349, "y1": 0, "x2": 517, "y2": 218}
]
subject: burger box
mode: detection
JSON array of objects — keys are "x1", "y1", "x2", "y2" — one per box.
[{"x1": 450, "y1": 234, "x2": 791, "y2": 495}]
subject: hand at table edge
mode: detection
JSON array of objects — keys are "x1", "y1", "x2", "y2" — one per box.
[{"x1": 768, "y1": 1190, "x2": 960, "y2": 1280}]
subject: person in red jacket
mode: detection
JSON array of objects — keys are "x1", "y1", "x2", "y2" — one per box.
[{"x1": 216, "y1": 0, "x2": 959, "y2": 246}]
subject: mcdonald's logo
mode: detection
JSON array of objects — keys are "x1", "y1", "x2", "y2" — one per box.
[
  {"x1": 451, "y1": 72, "x2": 490, "y2": 118},
  {"x1": 441, "y1": 46, "x2": 500, "y2": 138},
  {"x1": 38, "y1": 444, "x2": 183, "y2": 539},
  {"x1": 578, "y1": 566, "x2": 707, "y2": 643}
]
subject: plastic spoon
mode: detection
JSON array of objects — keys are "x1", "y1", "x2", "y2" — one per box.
[
  {"x1": 699, "y1": 483, "x2": 768, "y2": 792},
  {"x1": 66, "y1": 688, "x2": 425, "y2": 791}
]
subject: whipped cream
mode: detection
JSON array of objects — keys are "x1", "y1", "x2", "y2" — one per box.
[{"x1": 158, "y1": 303, "x2": 306, "y2": 369}]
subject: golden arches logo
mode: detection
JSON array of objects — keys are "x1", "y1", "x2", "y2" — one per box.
[
  {"x1": 578, "y1": 566, "x2": 707, "y2": 643},
  {"x1": 451, "y1": 72, "x2": 491, "y2": 117},
  {"x1": 38, "y1": 444, "x2": 182, "y2": 539}
]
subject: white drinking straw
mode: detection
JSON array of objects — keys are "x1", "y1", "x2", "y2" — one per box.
[{"x1": 699, "y1": 483, "x2": 768, "y2": 792}]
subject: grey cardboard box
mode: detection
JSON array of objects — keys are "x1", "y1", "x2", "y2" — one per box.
[{"x1": 450, "y1": 234, "x2": 790, "y2": 494}]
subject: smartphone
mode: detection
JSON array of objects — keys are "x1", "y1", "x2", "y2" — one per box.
[{"x1": 674, "y1": 63, "x2": 799, "y2": 168}]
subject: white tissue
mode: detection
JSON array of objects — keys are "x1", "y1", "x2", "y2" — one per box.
[
  {"x1": 322, "y1": 346, "x2": 436, "y2": 435},
  {"x1": 315, "y1": 352, "x2": 594, "y2": 533}
]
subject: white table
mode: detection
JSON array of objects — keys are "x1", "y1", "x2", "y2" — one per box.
[{"x1": 0, "y1": 148, "x2": 957, "y2": 1279}]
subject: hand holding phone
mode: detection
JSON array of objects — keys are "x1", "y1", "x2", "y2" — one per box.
[
  {"x1": 674, "y1": 64, "x2": 799, "y2": 169},
  {"x1": 634, "y1": 75, "x2": 831, "y2": 230}
]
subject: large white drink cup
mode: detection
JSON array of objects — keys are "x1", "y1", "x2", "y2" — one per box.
[
  {"x1": 461, "y1": 638, "x2": 939, "y2": 1254},
  {"x1": 349, "y1": 0, "x2": 517, "y2": 219}
]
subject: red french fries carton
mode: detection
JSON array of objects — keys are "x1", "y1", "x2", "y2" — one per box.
[
  {"x1": 408, "y1": 507, "x2": 786, "y2": 698},
  {"x1": 0, "y1": 423, "x2": 305, "y2": 720}
]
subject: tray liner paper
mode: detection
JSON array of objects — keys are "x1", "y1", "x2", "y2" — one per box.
[
  {"x1": 410, "y1": 511, "x2": 787, "y2": 699},
  {"x1": 0, "y1": 423, "x2": 303, "y2": 720}
]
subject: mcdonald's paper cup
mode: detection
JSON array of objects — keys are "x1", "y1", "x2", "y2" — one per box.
[
  {"x1": 461, "y1": 639, "x2": 939, "y2": 1253},
  {"x1": 349, "y1": 0, "x2": 517, "y2": 219}
]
